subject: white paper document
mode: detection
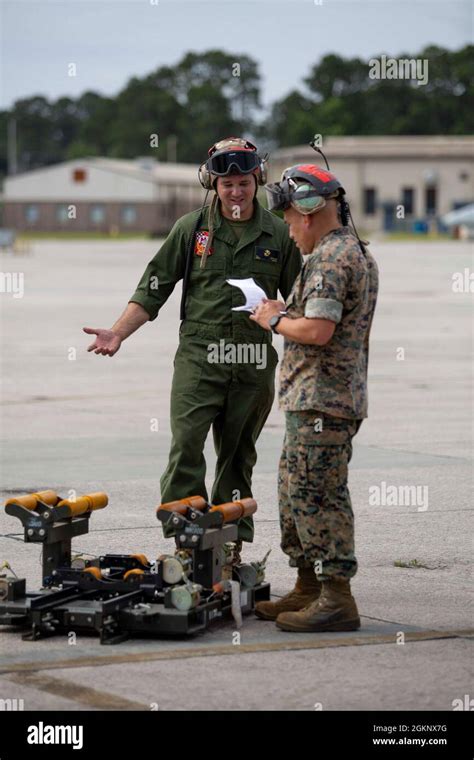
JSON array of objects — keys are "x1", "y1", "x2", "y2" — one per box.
[{"x1": 226, "y1": 277, "x2": 268, "y2": 312}]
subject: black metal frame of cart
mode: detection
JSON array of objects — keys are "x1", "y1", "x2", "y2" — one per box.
[{"x1": 0, "y1": 495, "x2": 270, "y2": 644}]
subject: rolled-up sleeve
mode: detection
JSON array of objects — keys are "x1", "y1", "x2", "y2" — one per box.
[
  {"x1": 305, "y1": 297, "x2": 343, "y2": 322},
  {"x1": 302, "y1": 258, "x2": 348, "y2": 324}
]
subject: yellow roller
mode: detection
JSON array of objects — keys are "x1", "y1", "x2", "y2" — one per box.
[
  {"x1": 4, "y1": 490, "x2": 59, "y2": 510},
  {"x1": 56, "y1": 492, "x2": 108, "y2": 517},
  {"x1": 130, "y1": 554, "x2": 149, "y2": 567},
  {"x1": 210, "y1": 498, "x2": 257, "y2": 523},
  {"x1": 124, "y1": 568, "x2": 144, "y2": 581},
  {"x1": 82, "y1": 567, "x2": 102, "y2": 580},
  {"x1": 156, "y1": 495, "x2": 206, "y2": 516}
]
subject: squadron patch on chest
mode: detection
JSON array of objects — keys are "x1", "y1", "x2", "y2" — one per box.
[
  {"x1": 194, "y1": 231, "x2": 214, "y2": 256},
  {"x1": 255, "y1": 246, "x2": 280, "y2": 263}
]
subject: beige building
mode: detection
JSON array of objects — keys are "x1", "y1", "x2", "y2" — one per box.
[
  {"x1": 1, "y1": 157, "x2": 206, "y2": 235},
  {"x1": 269, "y1": 137, "x2": 474, "y2": 233},
  {"x1": 2, "y1": 138, "x2": 473, "y2": 235}
]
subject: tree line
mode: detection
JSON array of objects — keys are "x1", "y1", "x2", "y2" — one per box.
[{"x1": 0, "y1": 45, "x2": 472, "y2": 178}]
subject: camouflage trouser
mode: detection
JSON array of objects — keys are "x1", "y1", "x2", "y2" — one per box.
[{"x1": 279, "y1": 410, "x2": 362, "y2": 581}]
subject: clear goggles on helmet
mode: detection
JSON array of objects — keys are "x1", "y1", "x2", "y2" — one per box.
[
  {"x1": 206, "y1": 150, "x2": 261, "y2": 177},
  {"x1": 265, "y1": 178, "x2": 328, "y2": 215}
]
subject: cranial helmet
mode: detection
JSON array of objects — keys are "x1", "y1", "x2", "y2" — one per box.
[
  {"x1": 265, "y1": 164, "x2": 344, "y2": 215},
  {"x1": 198, "y1": 137, "x2": 267, "y2": 190}
]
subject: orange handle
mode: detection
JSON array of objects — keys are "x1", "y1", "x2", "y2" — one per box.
[
  {"x1": 124, "y1": 568, "x2": 144, "y2": 581},
  {"x1": 5, "y1": 490, "x2": 59, "y2": 510},
  {"x1": 210, "y1": 498, "x2": 257, "y2": 523},
  {"x1": 130, "y1": 554, "x2": 149, "y2": 567},
  {"x1": 157, "y1": 495, "x2": 207, "y2": 515},
  {"x1": 82, "y1": 567, "x2": 102, "y2": 580},
  {"x1": 56, "y1": 492, "x2": 108, "y2": 517}
]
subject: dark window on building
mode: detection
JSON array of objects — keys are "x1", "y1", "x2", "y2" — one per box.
[
  {"x1": 56, "y1": 205, "x2": 69, "y2": 224},
  {"x1": 402, "y1": 187, "x2": 415, "y2": 216},
  {"x1": 24, "y1": 205, "x2": 39, "y2": 224},
  {"x1": 425, "y1": 187, "x2": 437, "y2": 216},
  {"x1": 73, "y1": 169, "x2": 87, "y2": 182},
  {"x1": 363, "y1": 187, "x2": 377, "y2": 215},
  {"x1": 90, "y1": 204, "x2": 106, "y2": 224},
  {"x1": 121, "y1": 205, "x2": 137, "y2": 225}
]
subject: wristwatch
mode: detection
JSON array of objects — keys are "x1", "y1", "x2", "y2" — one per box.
[{"x1": 269, "y1": 311, "x2": 287, "y2": 334}]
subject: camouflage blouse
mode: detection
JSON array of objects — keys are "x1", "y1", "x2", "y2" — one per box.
[{"x1": 279, "y1": 227, "x2": 379, "y2": 419}]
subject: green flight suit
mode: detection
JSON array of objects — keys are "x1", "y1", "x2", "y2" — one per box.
[{"x1": 129, "y1": 199, "x2": 302, "y2": 541}]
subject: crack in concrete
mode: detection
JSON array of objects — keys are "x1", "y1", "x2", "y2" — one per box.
[
  {"x1": 5, "y1": 671, "x2": 148, "y2": 710},
  {"x1": 1, "y1": 629, "x2": 472, "y2": 676}
]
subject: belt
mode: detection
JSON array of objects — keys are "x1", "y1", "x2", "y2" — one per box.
[{"x1": 180, "y1": 320, "x2": 273, "y2": 343}]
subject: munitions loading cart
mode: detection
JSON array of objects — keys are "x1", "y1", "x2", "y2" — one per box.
[{"x1": 0, "y1": 490, "x2": 270, "y2": 644}]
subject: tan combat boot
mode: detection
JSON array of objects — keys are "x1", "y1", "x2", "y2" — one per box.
[
  {"x1": 276, "y1": 578, "x2": 360, "y2": 632},
  {"x1": 254, "y1": 567, "x2": 322, "y2": 621}
]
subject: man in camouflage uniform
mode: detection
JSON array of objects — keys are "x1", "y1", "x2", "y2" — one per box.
[{"x1": 251, "y1": 164, "x2": 378, "y2": 631}]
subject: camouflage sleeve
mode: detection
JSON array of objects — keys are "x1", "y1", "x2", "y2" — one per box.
[
  {"x1": 128, "y1": 219, "x2": 187, "y2": 321},
  {"x1": 302, "y1": 257, "x2": 349, "y2": 324}
]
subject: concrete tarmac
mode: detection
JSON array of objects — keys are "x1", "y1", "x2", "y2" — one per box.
[{"x1": 0, "y1": 238, "x2": 472, "y2": 711}]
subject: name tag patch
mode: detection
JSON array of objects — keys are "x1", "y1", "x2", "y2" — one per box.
[
  {"x1": 194, "y1": 231, "x2": 213, "y2": 257},
  {"x1": 255, "y1": 246, "x2": 279, "y2": 263}
]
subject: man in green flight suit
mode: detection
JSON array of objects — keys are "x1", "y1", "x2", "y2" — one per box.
[{"x1": 83, "y1": 137, "x2": 301, "y2": 549}]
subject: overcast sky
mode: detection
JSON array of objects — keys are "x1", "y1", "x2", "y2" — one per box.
[{"x1": 1, "y1": 0, "x2": 472, "y2": 111}]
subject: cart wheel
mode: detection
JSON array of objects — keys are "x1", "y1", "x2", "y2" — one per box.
[{"x1": 124, "y1": 568, "x2": 144, "y2": 581}]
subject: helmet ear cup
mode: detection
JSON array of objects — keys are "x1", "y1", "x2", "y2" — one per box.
[
  {"x1": 198, "y1": 163, "x2": 213, "y2": 190},
  {"x1": 257, "y1": 159, "x2": 267, "y2": 186}
]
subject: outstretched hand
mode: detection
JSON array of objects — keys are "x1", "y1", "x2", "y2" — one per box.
[{"x1": 83, "y1": 327, "x2": 122, "y2": 356}]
